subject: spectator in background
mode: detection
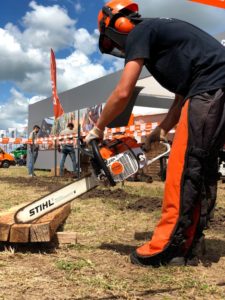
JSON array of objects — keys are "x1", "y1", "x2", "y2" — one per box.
[
  {"x1": 59, "y1": 122, "x2": 77, "y2": 177},
  {"x1": 28, "y1": 125, "x2": 40, "y2": 176}
]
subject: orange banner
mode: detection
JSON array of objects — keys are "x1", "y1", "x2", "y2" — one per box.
[
  {"x1": 50, "y1": 49, "x2": 64, "y2": 119},
  {"x1": 189, "y1": 0, "x2": 225, "y2": 8},
  {"x1": 0, "y1": 122, "x2": 174, "y2": 145}
]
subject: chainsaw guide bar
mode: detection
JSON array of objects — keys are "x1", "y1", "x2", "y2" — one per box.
[{"x1": 15, "y1": 174, "x2": 98, "y2": 223}]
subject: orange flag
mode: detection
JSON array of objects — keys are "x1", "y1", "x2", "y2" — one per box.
[
  {"x1": 50, "y1": 48, "x2": 64, "y2": 119},
  {"x1": 189, "y1": 0, "x2": 225, "y2": 9}
]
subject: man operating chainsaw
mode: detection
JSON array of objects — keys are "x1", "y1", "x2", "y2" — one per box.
[{"x1": 85, "y1": 0, "x2": 225, "y2": 266}]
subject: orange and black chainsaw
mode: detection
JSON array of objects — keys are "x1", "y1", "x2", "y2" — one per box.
[{"x1": 15, "y1": 136, "x2": 170, "y2": 224}]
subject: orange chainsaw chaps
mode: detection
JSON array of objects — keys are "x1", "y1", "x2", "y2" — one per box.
[{"x1": 137, "y1": 100, "x2": 189, "y2": 257}]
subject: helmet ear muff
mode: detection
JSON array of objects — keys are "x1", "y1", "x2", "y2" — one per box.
[{"x1": 114, "y1": 16, "x2": 135, "y2": 33}]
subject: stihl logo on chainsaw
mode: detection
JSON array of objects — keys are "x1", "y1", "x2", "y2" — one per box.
[{"x1": 29, "y1": 199, "x2": 55, "y2": 217}]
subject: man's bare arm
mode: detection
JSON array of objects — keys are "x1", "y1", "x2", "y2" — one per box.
[
  {"x1": 159, "y1": 94, "x2": 184, "y2": 134},
  {"x1": 96, "y1": 59, "x2": 144, "y2": 130}
]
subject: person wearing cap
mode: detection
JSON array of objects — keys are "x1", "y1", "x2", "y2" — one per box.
[
  {"x1": 59, "y1": 122, "x2": 78, "y2": 177},
  {"x1": 85, "y1": 0, "x2": 225, "y2": 267},
  {"x1": 28, "y1": 125, "x2": 40, "y2": 176}
]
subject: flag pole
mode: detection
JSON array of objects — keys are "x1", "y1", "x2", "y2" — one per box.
[
  {"x1": 77, "y1": 109, "x2": 81, "y2": 178},
  {"x1": 54, "y1": 130, "x2": 57, "y2": 177},
  {"x1": 54, "y1": 140, "x2": 57, "y2": 177}
]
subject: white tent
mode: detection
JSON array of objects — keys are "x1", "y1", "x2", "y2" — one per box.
[{"x1": 134, "y1": 76, "x2": 174, "y2": 116}]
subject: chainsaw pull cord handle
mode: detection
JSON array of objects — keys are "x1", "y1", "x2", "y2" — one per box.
[{"x1": 90, "y1": 139, "x2": 116, "y2": 186}]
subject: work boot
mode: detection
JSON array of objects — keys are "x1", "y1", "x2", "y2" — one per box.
[
  {"x1": 192, "y1": 235, "x2": 206, "y2": 256},
  {"x1": 130, "y1": 251, "x2": 161, "y2": 267},
  {"x1": 131, "y1": 250, "x2": 186, "y2": 267},
  {"x1": 186, "y1": 235, "x2": 206, "y2": 266},
  {"x1": 186, "y1": 255, "x2": 199, "y2": 266},
  {"x1": 167, "y1": 256, "x2": 186, "y2": 266}
]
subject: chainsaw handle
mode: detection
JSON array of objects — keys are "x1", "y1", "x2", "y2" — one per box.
[
  {"x1": 90, "y1": 139, "x2": 116, "y2": 186},
  {"x1": 146, "y1": 142, "x2": 171, "y2": 166}
]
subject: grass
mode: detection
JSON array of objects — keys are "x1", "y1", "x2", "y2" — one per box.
[
  {"x1": 0, "y1": 166, "x2": 225, "y2": 299},
  {"x1": 56, "y1": 258, "x2": 94, "y2": 271}
]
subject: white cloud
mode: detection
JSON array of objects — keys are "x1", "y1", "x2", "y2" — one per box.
[
  {"x1": 0, "y1": 1, "x2": 111, "y2": 95},
  {"x1": 29, "y1": 95, "x2": 46, "y2": 105},
  {"x1": 0, "y1": 89, "x2": 29, "y2": 129},
  {"x1": 0, "y1": 28, "x2": 44, "y2": 82},
  {"x1": 74, "y1": 1, "x2": 84, "y2": 13},
  {"x1": 22, "y1": 1, "x2": 76, "y2": 50},
  {"x1": 73, "y1": 28, "x2": 99, "y2": 55},
  {"x1": 0, "y1": 88, "x2": 47, "y2": 129},
  {"x1": 112, "y1": 57, "x2": 124, "y2": 71},
  {"x1": 57, "y1": 51, "x2": 108, "y2": 91}
]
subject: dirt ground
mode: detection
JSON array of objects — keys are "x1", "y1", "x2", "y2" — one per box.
[{"x1": 0, "y1": 166, "x2": 225, "y2": 300}]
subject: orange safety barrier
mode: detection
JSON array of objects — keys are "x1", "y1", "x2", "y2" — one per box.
[{"x1": 0, "y1": 122, "x2": 164, "y2": 145}]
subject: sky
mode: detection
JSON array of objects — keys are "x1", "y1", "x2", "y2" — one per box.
[{"x1": 0, "y1": 0, "x2": 224, "y2": 130}]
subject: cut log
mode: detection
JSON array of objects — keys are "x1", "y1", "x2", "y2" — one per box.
[
  {"x1": 54, "y1": 231, "x2": 77, "y2": 244},
  {"x1": 9, "y1": 224, "x2": 30, "y2": 243},
  {"x1": 0, "y1": 223, "x2": 11, "y2": 242},
  {"x1": 0, "y1": 203, "x2": 71, "y2": 243},
  {"x1": 30, "y1": 204, "x2": 71, "y2": 242},
  {"x1": 0, "y1": 203, "x2": 29, "y2": 242}
]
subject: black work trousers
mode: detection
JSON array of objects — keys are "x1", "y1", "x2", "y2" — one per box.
[{"x1": 135, "y1": 88, "x2": 225, "y2": 265}]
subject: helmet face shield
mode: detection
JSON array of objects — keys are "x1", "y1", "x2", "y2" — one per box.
[
  {"x1": 99, "y1": 34, "x2": 125, "y2": 58},
  {"x1": 99, "y1": 35, "x2": 114, "y2": 54}
]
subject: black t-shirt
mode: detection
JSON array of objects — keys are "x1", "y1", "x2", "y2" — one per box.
[{"x1": 125, "y1": 18, "x2": 225, "y2": 99}]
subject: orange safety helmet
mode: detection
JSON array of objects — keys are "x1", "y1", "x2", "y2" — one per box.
[{"x1": 98, "y1": 0, "x2": 142, "y2": 57}]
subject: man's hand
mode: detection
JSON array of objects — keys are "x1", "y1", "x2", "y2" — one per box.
[
  {"x1": 142, "y1": 126, "x2": 167, "y2": 152},
  {"x1": 85, "y1": 126, "x2": 104, "y2": 145}
]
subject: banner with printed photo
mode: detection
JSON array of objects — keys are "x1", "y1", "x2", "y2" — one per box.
[
  {"x1": 39, "y1": 117, "x2": 54, "y2": 138},
  {"x1": 81, "y1": 104, "x2": 102, "y2": 133},
  {"x1": 37, "y1": 104, "x2": 103, "y2": 150}
]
